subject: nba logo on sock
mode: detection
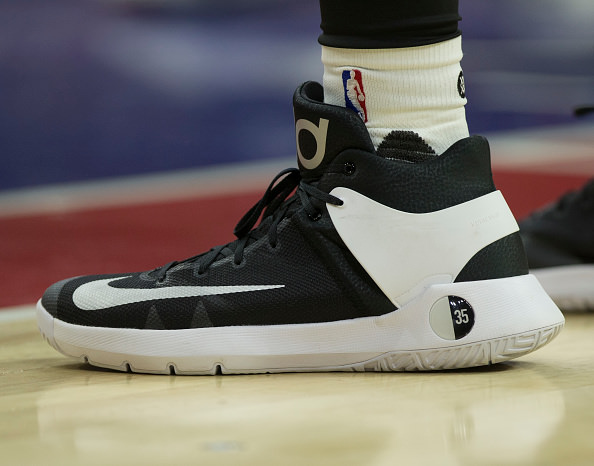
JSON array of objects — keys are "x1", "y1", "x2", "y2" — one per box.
[{"x1": 342, "y1": 70, "x2": 367, "y2": 122}]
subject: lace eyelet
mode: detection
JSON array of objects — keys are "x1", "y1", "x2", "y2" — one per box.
[
  {"x1": 344, "y1": 162, "x2": 356, "y2": 176},
  {"x1": 232, "y1": 257, "x2": 246, "y2": 268},
  {"x1": 308, "y1": 212, "x2": 322, "y2": 221}
]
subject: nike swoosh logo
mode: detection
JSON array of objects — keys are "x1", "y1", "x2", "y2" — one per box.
[{"x1": 72, "y1": 277, "x2": 284, "y2": 311}]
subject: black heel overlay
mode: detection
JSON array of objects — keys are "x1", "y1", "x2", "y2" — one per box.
[{"x1": 455, "y1": 232, "x2": 529, "y2": 283}]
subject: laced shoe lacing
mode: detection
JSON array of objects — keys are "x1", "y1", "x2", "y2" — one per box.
[{"x1": 155, "y1": 168, "x2": 343, "y2": 282}]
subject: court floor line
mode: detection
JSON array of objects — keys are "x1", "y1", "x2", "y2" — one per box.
[
  {"x1": 1, "y1": 123, "x2": 592, "y2": 219},
  {"x1": 0, "y1": 157, "x2": 293, "y2": 218},
  {"x1": 0, "y1": 305, "x2": 36, "y2": 322}
]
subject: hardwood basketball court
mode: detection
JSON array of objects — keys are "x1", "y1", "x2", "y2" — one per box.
[{"x1": 1, "y1": 308, "x2": 593, "y2": 465}]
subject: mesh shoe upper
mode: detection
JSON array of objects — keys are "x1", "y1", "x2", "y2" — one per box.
[{"x1": 41, "y1": 81, "x2": 528, "y2": 330}]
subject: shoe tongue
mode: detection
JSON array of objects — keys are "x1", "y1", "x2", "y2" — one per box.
[{"x1": 293, "y1": 81, "x2": 374, "y2": 180}]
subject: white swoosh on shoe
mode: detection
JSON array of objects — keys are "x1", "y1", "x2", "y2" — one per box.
[{"x1": 72, "y1": 277, "x2": 284, "y2": 311}]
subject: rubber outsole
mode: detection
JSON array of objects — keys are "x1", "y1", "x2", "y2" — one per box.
[
  {"x1": 36, "y1": 274, "x2": 565, "y2": 375},
  {"x1": 532, "y1": 265, "x2": 594, "y2": 312}
]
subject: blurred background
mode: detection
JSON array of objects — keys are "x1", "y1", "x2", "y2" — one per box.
[
  {"x1": 1, "y1": 0, "x2": 593, "y2": 191},
  {"x1": 1, "y1": 0, "x2": 593, "y2": 307}
]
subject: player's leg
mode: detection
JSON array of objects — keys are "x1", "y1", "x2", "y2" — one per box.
[{"x1": 320, "y1": 0, "x2": 468, "y2": 155}]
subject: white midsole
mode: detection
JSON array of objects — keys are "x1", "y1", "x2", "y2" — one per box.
[
  {"x1": 531, "y1": 265, "x2": 594, "y2": 311},
  {"x1": 37, "y1": 274, "x2": 563, "y2": 372},
  {"x1": 532, "y1": 265, "x2": 594, "y2": 300}
]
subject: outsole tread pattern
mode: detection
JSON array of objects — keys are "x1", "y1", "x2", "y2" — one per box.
[{"x1": 39, "y1": 322, "x2": 564, "y2": 375}]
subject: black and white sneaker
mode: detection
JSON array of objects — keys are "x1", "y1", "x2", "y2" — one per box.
[
  {"x1": 37, "y1": 81, "x2": 564, "y2": 374},
  {"x1": 520, "y1": 179, "x2": 594, "y2": 311}
]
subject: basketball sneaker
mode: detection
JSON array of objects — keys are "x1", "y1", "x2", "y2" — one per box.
[
  {"x1": 37, "y1": 81, "x2": 564, "y2": 374},
  {"x1": 520, "y1": 179, "x2": 594, "y2": 311}
]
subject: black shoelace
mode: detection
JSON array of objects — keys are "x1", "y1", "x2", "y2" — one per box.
[{"x1": 155, "y1": 168, "x2": 343, "y2": 282}]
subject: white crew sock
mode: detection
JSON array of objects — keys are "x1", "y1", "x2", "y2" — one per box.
[{"x1": 322, "y1": 36, "x2": 469, "y2": 155}]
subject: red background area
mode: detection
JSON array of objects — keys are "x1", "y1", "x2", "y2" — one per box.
[{"x1": 0, "y1": 170, "x2": 589, "y2": 307}]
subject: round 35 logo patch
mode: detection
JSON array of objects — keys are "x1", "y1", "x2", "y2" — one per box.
[{"x1": 429, "y1": 295, "x2": 475, "y2": 340}]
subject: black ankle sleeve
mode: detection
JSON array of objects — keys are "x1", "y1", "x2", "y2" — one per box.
[{"x1": 318, "y1": 0, "x2": 461, "y2": 49}]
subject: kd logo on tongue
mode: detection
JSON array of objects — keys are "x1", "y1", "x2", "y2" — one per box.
[{"x1": 295, "y1": 118, "x2": 329, "y2": 170}]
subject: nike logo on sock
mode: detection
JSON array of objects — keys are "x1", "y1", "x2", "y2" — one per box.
[{"x1": 72, "y1": 277, "x2": 284, "y2": 311}]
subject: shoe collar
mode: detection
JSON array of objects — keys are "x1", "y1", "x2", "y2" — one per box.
[{"x1": 293, "y1": 81, "x2": 375, "y2": 181}]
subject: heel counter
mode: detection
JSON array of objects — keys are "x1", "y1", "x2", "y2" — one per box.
[{"x1": 455, "y1": 232, "x2": 529, "y2": 283}]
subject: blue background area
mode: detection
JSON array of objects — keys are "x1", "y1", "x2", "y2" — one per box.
[{"x1": 1, "y1": 0, "x2": 593, "y2": 191}]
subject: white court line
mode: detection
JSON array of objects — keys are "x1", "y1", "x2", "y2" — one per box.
[
  {"x1": 488, "y1": 122, "x2": 594, "y2": 171},
  {"x1": 0, "y1": 157, "x2": 294, "y2": 218},
  {"x1": 1, "y1": 123, "x2": 592, "y2": 219},
  {"x1": 0, "y1": 305, "x2": 37, "y2": 323}
]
